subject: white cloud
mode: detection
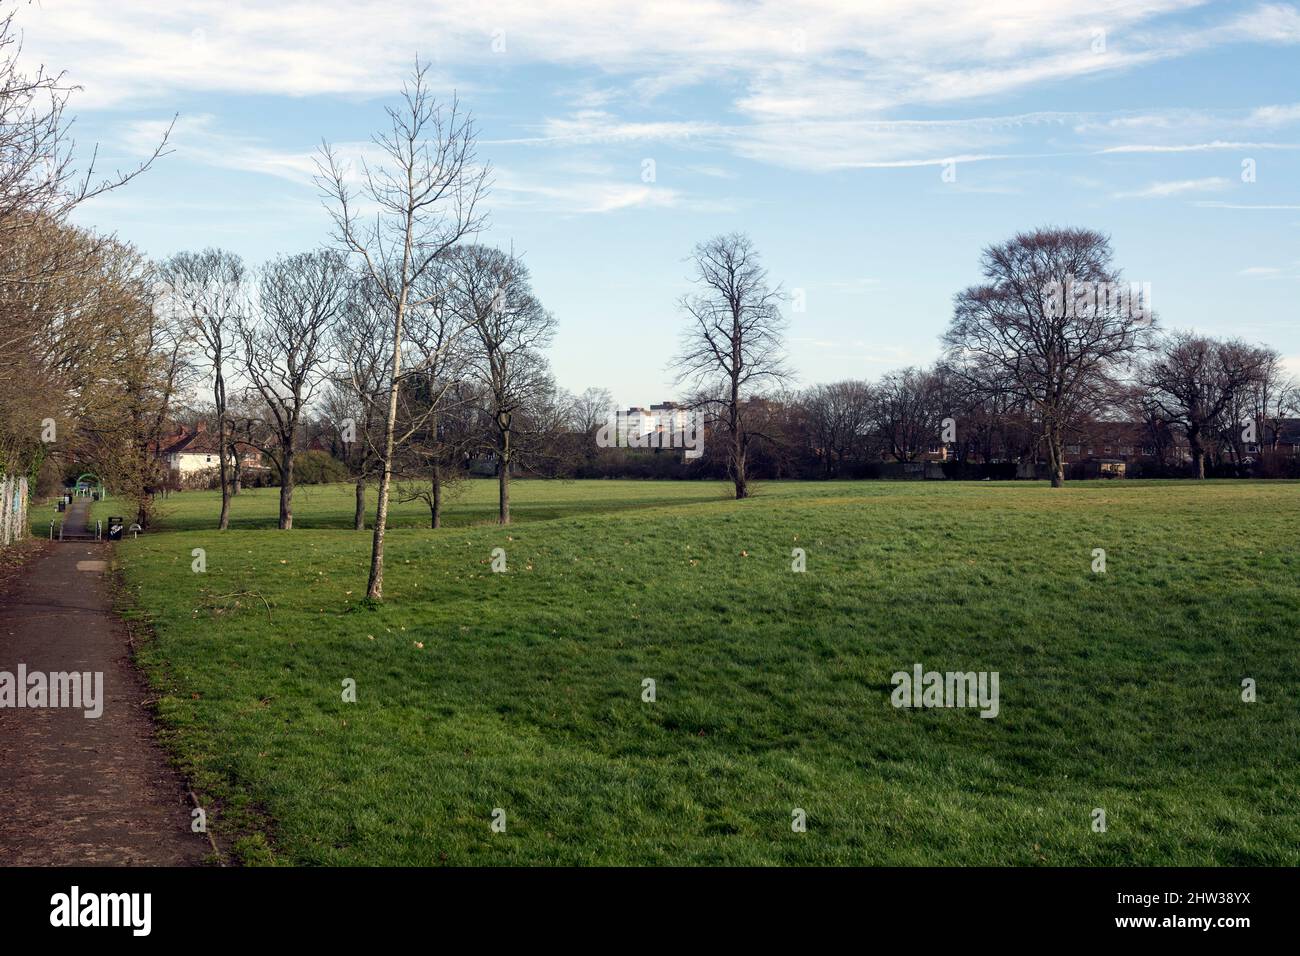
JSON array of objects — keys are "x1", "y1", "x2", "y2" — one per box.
[
  {"x1": 1246, "y1": 103, "x2": 1300, "y2": 125},
  {"x1": 490, "y1": 166, "x2": 731, "y2": 214},
  {"x1": 122, "y1": 114, "x2": 325, "y2": 186},
  {"x1": 31, "y1": 1, "x2": 1300, "y2": 191},
  {"x1": 1195, "y1": 201, "x2": 1300, "y2": 209},
  {"x1": 1098, "y1": 140, "x2": 1300, "y2": 153},
  {"x1": 18, "y1": 0, "x2": 1286, "y2": 116},
  {"x1": 486, "y1": 112, "x2": 725, "y2": 146},
  {"x1": 1114, "y1": 177, "x2": 1231, "y2": 198}
]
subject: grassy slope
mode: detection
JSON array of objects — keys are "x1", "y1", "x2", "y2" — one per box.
[{"x1": 118, "y1": 479, "x2": 1300, "y2": 865}]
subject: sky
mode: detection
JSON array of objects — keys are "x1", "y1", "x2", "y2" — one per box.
[{"x1": 20, "y1": 0, "x2": 1300, "y2": 405}]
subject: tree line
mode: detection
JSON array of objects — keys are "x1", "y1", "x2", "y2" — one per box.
[{"x1": 4, "y1": 36, "x2": 1296, "y2": 602}]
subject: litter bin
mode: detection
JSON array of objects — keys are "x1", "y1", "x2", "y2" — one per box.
[
  {"x1": 107, "y1": 517, "x2": 124, "y2": 541},
  {"x1": 57, "y1": 500, "x2": 65, "y2": 512}
]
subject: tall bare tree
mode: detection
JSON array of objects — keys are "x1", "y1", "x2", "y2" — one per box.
[
  {"x1": 945, "y1": 227, "x2": 1152, "y2": 487},
  {"x1": 316, "y1": 60, "x2": 489, "y2": 599},
  {"x1": 329, "y1": 277, "x2": 392, "y2": 530},
  {"x1": 446, "y1": 245, "x2": 555, "y2": 524},
  {"x1": 671, "y1": 233, "x2": 789, "y2": 499},
  {"x1": 238, "y1": 250, "x2": 349, "y2": 528},
  {"x1": 157, "y1": 249, "x2": 245, "y2": 529}
]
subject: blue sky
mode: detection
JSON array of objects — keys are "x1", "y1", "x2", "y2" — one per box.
[{"x1": 23, "y1": 0, "x2": 1300, "y2": 404}]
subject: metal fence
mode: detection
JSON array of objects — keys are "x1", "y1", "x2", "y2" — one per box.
[{"x1": 0, "y1": 474, "x2": 29, "y2": 546}]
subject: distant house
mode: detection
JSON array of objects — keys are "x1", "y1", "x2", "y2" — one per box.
[
  {"x1": 1082, "y1": 458, "x2": 1126, "y2": 479},
  {"x1": 156, "y1": 424, "x2": 264, "y2": 480}
]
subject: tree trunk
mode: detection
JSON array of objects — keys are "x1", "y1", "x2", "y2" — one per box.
[
  {"x1": 1047, "y1": 429, "x2": 1065, "y2": 487},
  {"x1": 217, "y1": 412, "x2": 231, "y2": 530},
  {"x1": 229, "y1": 440, "x2": 242, "y2": 496},
  {"x1": 730, "y1": 381, "x2": 747, "y2": 500},
  {"x1": 279, "y1": 447, "x2": 294, "y2": 530},
  {"x1": 367, "y1": 299, "x2": 406, "y2": 600},
  {"x1": 1189, "y1": 427, "x2": 1206, "y2": 479},
  {"x1": 431, "y1": 471, "x2": 442, "y2": 529},
  {"x1": 498, "y1": 456, "x2": 510, "y2": 525},
  {"x1": 354, "y1": 478, "x2": 366, "y2": 531}
]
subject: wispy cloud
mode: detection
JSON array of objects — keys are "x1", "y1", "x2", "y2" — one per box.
[
  {"x1": 1196, "y1": 200, "x2": 1300, "y2": 209},
  {"x1": 42, "y1": 2, "x2": 1300, "y2": 204},
  {"x1": 491, "y1": 165, "x2": 734, "y2": 214},
  {"x1": 1238, "y1": 265, "x2": 1291, "y2": 276},
  {"x1": 1114, "y1": 177, "x2": 1231, "y2": 198},
  {"x1": 1098, "y1": 140, "x2": 1300, "y2": 153}
]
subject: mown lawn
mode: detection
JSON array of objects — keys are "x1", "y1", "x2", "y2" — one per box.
[
  {"x1": 146, "y1": 477, "x2": 737, "y2": 531},
  {"x1": 116, "y1": 478, "x2": 1300, "y2": 865}
]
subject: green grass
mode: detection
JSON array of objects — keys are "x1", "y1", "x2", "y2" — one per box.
[
  {"x1": 148, "y1": 478, "x2": 736, "y2": 531},
  {"x1": 116, "y1": 478, "x2": 1300, "y2": 865}
]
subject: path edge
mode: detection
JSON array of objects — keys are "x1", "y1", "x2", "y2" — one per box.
[{"x1": 109, "y1": 549, "x2": 285, "y2": 867}]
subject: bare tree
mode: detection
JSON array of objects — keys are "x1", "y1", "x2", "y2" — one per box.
[
  {"x1": 1141, "y1": 332, "x2": 1268, "y2": 479},
  {"x1": 396, "y1": 379, "x2": 478, "y2": 529},
  {"x1": 446, "y1": 245, "x2": 555, "y2": 524},
  {"x1": 316, "y1": 60, "x2": 489, "y2": 600},
  {"x1": 227, "y1": 387, "x2": 276, "y2": 489},
  {"x1": 329, "y1": 277, "x2": 392, "y2": 530},
  {"x1": 238, "y1": 250, "x2": 349, "y2": 528},
  {"x1": 571, "y1": 386, "x2": 615, "y2": 436},
  {"x1": 872, "y1": 367, "x2": 949, "y2": 463},
  {"x1": 157, "y1": 249, "x2": 245, "y2": 529},
  {"x1": 77, "y1": 246, "x2": 193, "y2": 529},
  {"x1": 801, "y1": 380, "x2": 873, "y2": 477},
  {"x1": 0, "y1": 4, "x2": 172, "y2": 292},
  {"x1": 1250, "y1": 348, "x2": 1298, "y2": 452},
  {"x1": 392, "y1": 265, "x2": 477, "y2": 528},
  {"x1": 671, "y1": 233, "x2": 789, "y2": 499},
  {"x1": 0, "y1": 3, "x2": 172, "y2": 490},
  {"x1": 945, "y1": 227, "x2": 1152, "y2": 487}
]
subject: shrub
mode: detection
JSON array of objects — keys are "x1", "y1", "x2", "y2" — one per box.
[{"x1": 293, "y1": 450, "x2": 350, "y2": 485}]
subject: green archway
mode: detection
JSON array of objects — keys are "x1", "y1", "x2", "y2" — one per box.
[{"x1": 73, "y1": 472, "x2": 105, "y2": 499}]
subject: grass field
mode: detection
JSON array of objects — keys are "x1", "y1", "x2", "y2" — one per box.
[
  {"x1": 114, "y1": 478, "x2": 1300, "y2": 865},
  {"x1": 146, "y1": 479, "x2": 738, "y2": 531}
]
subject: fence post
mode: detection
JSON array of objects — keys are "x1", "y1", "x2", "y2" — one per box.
[{"x1": 0, "y1": 475, "x2": 12, "y2": 547}]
